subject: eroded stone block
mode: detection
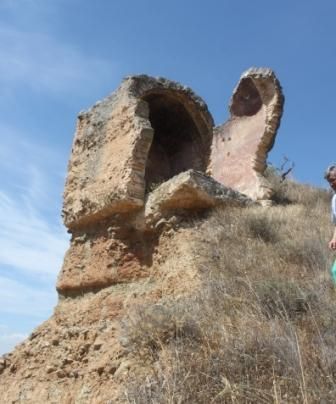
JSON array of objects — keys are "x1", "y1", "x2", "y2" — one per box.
[
  {"x1": 63, "y1": 76, "x2": 213, "y2": 230},
  {"x1": 144, "y1": 169, "x2": 251, "y2": 225},
  {"x1": 209, "y1": 68, "x2": 284, "y2": 201},
  {"x1": 56, "y1": 217, "x2": 153, "y2": 294}
]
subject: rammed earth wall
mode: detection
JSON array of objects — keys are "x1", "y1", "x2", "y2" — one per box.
[{"x1": 209, "y1": 68, "x2": 284, "y2": 200}]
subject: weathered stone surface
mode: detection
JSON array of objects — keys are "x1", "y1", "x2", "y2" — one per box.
[
  {"x1": 145, "y1": 169, "x2": 251, "y2": 224},
  {"x1": 63, "y1": 75, "x2": 213, "y2": 230},
  {"x1": 58, "y1": 168, "x2": 251, "y2": 294},
  {"x1": 56, "y1": 213, "x2": 154, "y2": 294},
  {"x1": 209, "y1": 67, "x2": 284, "y2": 201}
]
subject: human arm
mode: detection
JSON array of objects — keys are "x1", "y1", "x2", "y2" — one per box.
[{"x1": 329, "y1": 226, "x2": 336, "y2": 250}]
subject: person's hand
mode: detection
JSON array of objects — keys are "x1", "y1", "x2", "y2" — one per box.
[{"x1": 329, "y1": 238, "x2": 336, "y2": 250}]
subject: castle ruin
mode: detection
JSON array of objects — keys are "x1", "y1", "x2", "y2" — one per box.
[
  {"x1": 58, "y1": 67, "x2": 283, "y2": 295},
  {"x1": 0, "y1": 67, "x2": 284, "y2": 403}
]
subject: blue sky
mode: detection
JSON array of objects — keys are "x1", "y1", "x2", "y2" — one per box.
[{"x1": 1, "y1": 0, "x2": 336, "y2": 354}]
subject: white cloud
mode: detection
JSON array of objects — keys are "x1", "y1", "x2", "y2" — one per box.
[
  {"x1": 0, "y1": 332, "x2": 28, "y2": 356},
  {"x1": 0, "y1": 127, "x2": 69, "y2": 280},
  {"x1": 0, "y1": 131, "x2": 68, "y2": 279},
  {"x1": 0, "y1": 192, "x2": 68, "y2": 278},
  {"x1": 1, "y1": 124, "x2": 66, "y2": 186},
  {"x1": 0, "y1": 131, "x2": 68, "y2": 358},
  {"x1": 0, "y1": 129, "x2": 66, "y2": 354},
  {"x1": 0, "y1": 24, "x2": 116, "y2": 97},
  {"x1": 0, "y1": 277, "x2": 56, "y2": 317}
]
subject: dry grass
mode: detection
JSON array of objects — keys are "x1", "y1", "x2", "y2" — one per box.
[{"x1": 123, "y1": 179, "x2": 336, "y2": 403}]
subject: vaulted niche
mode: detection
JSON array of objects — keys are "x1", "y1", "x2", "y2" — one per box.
[
  {"x1": 230, "y1": 77, "x2": 262, "y2": 117},
  {"x1": 143, "y1": 92, "x2": 204, "y2": 192}
]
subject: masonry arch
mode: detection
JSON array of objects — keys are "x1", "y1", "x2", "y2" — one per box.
[{"x1": 142, "y1": 91, "x2": 208, "y2": 192}]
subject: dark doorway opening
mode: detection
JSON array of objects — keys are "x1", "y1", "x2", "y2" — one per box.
[
  {"x1": 230, "y1": 77, "x2": 262, "y2": 117},
  {"x1": 143, "y1": 93, "x2": 204, "y2": 192}
]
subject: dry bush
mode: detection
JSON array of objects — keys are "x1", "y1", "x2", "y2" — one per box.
[
  {"x1": 124, "y1": 288, "x2": 306, "y2": 403},
  {"x1": 120, "y1": 303, "x2": 202, "y2": 359},
  {"x1": 244, "y1": 210, "x2": 281, "y2": 243},
  {"x1": 253, "y1": 279, "x2": 315, "y2": 319},
  {"x1": 265, "y1": 166, "x2": 331, "y2": 209},
  {"x1": 276, "y1": 237, "x2": 328, "y2": 272},
  {"x1": 124, "y1": 181, "x2": 336, "y2": 403},
  {"x1": 282, "y1": 181, "x2": 331, "y2": 209}
]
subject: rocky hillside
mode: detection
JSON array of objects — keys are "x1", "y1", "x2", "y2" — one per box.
[
  {"x1": 0, "y1": 70, "x2": 332, "y2": 403},
  {"x1": 0, "y1": 177, "x2": 335, "y2": 403}
]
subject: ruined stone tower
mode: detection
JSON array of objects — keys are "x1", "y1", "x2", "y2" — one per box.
[
  {"x1": 63, "y1": 68, "x2": 283, "y2": 231},
  {"x1": 209, "y1": 68, "x2": 284, "y2": 200},
  {"x1": 58, "y1": 68, "x2": 283, "y2": 295},
  {"x1": 0, "y1": 68, "x2": 284, "y2": 403},
  {"x1": 62, "y1": 76, "x2": 214, "y2": 230}
]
